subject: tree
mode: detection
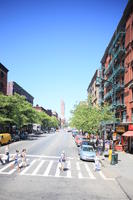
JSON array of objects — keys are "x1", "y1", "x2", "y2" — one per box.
[{"x1": 69, "y1": 99, "x2": 114, "y2": 135}]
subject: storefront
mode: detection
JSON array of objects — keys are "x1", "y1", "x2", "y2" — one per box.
[
  {"x1": 114, "y1": 125, "x2": 125, "y2": 151},
  {"x1": 122, "y1": 124, "x2": 133, "y2": 153}
]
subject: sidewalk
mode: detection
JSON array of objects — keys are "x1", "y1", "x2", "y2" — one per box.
[{"x1": 101, "y1": 151, "x2": 133, "y2": 199}]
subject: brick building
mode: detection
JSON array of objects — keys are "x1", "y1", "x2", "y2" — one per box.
[
  {"x1": 100, "y1": 0, "x2": 133, "y2": 124},
  {"x1": 7, "y1": 81, "x2": 34, "y2": 105},
  {"x1": 87, "y1": 69, "x2": 101, "y2": 106},
  {"x1": 33, "y1": 104, "x2": 48, "y2": 113},
  {"x1": 0, "y1": 63, "x2": 9, "y2": 95}
]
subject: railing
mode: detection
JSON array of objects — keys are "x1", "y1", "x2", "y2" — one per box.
[
  {"x1": 99, "y1": 99, "x2": 104, "y2": 105},
  {"x1": 115, "y1": 101, "x2": 125, "y2": 108},
  {"x1": 104, "y1": 47, "x2": 125, "y2": 75},
  {"x1": 115, "y1": 83, "x2": 124, "y2": 92},
  {"x1": 104, "y1": 89, "x2": 113, "y2": 100},
  {"x1": 99, "y1": 87, "x2": 104, "y2": 93},
  {"x1": 108, "y1": 32, "x2": 125, "y2": 55},
  {"x1": 104, "y1": 65, "x2": 125, "y2": 88}
]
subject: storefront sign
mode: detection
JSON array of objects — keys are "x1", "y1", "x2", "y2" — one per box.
[
  {"x1": 128, "y1": 124, "x2": 133, "y2": 131},
  {"x1": 116, "y1": 126, "x2": 125, "y2": 133}
]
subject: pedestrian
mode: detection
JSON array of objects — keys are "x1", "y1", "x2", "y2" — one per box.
[
  {"x1": 20, "y1": 149, "x2": 27, "y2": 167},
  {"x1": 10, "y1": 150, "x2": 20, "y2": 172},
  {"x1": 5, "y1": 144, "x2": 10, "y2": 163},
  {"x1": 0, "y1": 154, "x2": 4, "y2": 165},
  {"x1": 59, "y1": 150, "x2": 66, "y2": 171},
  {"x1": 94, "y1": 152, "x2": 101, "y2": 171}
]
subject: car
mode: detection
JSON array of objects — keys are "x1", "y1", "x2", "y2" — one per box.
[
  {"x1": 20, "y1": 132, "x2": 28, "y2": 140},
  {"x1": 81, "y1": 140, "x2": 96, "y2": 149},
  {"x1": 75, "y1": 135, "x2": 88, "y2": 147},
  {"x1": 79, "y1": 145, "x2": 96, "y2": 161},
  {"x1": 0, "y1": 133, "x2": 12, "y2": 145},
  {"x1": 72, "y1": 130, "x2": 79, "y2": 137},
  {"x1": 12, "y1": 134, "x2": 20, "y2": 142}
]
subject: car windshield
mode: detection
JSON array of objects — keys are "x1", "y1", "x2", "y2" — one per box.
[
  {"x1": 82, "y1": 141, "x2": 89, "y2": 145},
  {"x1": 82, "y1": 146, "x2": 94, "y2": 152}
]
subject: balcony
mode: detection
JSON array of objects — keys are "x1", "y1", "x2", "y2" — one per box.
[
  {"x1": 104, "y1": 47, "x2": 125, "y2": 75},
  {"x1": 115, "y1": 83, "x2": 124, "y2": 92},
  {"x1": 99, "y1": 87, "x2": 104, "y2": 93},
  {"x1": 99, "y1": 99, "x2": 104, "y2": 105},
  {"x1": 115, "y1": 101, "x2": 125, "y2": 108},
  {"x1": 114, "y1": 65, "x2": 125, "y2": 77},
  {"x1": 108, "y1": 32, "x2": 125, "y2": 55},
  {"x1": 104, "y1": 89, "x2": 113, "y2": 100}
]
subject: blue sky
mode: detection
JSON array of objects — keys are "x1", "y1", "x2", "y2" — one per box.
[{"x1": 0, "y1": 0, "x2": 128, "y2": 120}]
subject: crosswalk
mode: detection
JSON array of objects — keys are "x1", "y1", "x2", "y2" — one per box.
[{"x1": 0, "y1": 156, "x2": 115, "y2": 181}]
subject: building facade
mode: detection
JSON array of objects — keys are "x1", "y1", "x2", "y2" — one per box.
[
  {"x1": 33, "y1": 105, "x2": 48, "y2": 113},
  {"x1": 7, "y1": 81, "x2": 34, "y2": 105},
  {"x1": 100, "y1": 0, "x2": 133, "y2": 124},
  {"x1": 87, "y1": 70, "x2": 101, "y2": 106},
  {"x1": 0, "y1": 63, "x2": 9, "y2": 95}
]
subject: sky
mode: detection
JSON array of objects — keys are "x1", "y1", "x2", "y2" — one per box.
[{"x1": 0, "y1": 0, "x2": 128, "y2": 120}]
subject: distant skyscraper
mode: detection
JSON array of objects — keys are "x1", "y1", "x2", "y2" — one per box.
[{"x1": 61, "y1": 100, "x2": 65, "y2": 126}]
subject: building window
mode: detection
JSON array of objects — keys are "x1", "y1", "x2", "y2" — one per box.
[
  {"x1": 0, "y1": 82, "x2": 4, "y2": 91},
  {"x1": 121, "y1": 76, "x2": 124, "y2": 85},
  {"x1": 1, "y1": 71, "x2": 4, "y2": 78},
  {"x1": 121, "y1": 111, "x2": 126, "y2": 122},
  {"x1": 121, "y1": 94, "x2": 124, "y2": 104}
]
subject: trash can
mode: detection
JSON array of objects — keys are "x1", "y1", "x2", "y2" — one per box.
[{"x1": 111, "y1": 153, "x2": 118, "y2": 165}]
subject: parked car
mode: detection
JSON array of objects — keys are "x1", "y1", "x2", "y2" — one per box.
[
  {"x1": 72, "y1": 130, "x2": 79, "y2": 137},
  {"x1": 79, "y1": 145, "x2": 96, "y2": 161},
  {"x1": 81, "y1": 140, "x2": 96, "y2": 149},
  {"x1": 12, "y1": 134, "x2": 20, "y2": 142},
  {"x1": 20, "y1": 132, "x2": 28, "y2": 140},
  {"x1": 75, "y1": 135, "x2": 88, "y2": 147},
  {"x1": 0, "y1": 133, "x2": 12, "y2": 145}
]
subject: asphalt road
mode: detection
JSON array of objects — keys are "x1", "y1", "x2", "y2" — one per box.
[{"x1": 0, "y1": 130, "x2": 129, "y2": 200}]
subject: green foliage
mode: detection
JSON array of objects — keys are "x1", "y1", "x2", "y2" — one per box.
[
  {"x1": 69, "y1": 99, "x2": 114, "y2": 135},
  {"x1": 0, "y1": 93, "x2": 59, "y2": 130}
]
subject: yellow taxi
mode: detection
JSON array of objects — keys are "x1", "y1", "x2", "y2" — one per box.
[{"x1": 0, "y1": 133, "x2": 12, "y2": 145}]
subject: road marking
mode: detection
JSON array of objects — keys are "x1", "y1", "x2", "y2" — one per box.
[
  {"x1": 26, "y1": 154, "x2": 74, "y2": 160},
  {"x1": 84, "y1": 163, "x2": 96, "y2": 179},
  {"x1": 32, "y1": 160, "x2": 45, "y2": 175},
  {"x1": 0, "y1": 154, "x2": 74, "y2": 160},
  {"x1": 98, "y1": 171, "x2": 115, "y2": 181},
  {"x1": 55, "y1": 162, "x2": 61, "y2": 177},
  {"x1": 67, "y1": 160, "x2": 72, "y2": 178},
  {"x1": 0, "y1": 162, "x2": 14, "y2": 174},
  {"x1": 76, "y1": 162, "x2": 83, "y2": 178},
  {"x1": 43, "y1": 160, "x2": 53, "y2": 176},
  {"x1": 20, "y1": 160, "x2": 36, "y2": 175}
]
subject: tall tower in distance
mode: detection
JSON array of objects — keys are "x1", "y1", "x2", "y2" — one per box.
[{"x1": 61, "y1": 99, "x2": 65, "y2": 127}]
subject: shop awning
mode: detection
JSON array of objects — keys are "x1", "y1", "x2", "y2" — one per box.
[{"x1": 122, "y1": 131, "x2": 133, "y2": 137}]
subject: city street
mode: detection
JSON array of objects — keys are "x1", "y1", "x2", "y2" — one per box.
[{"x1": 0, "y1": 130, "x2": 131, "y2": 200}]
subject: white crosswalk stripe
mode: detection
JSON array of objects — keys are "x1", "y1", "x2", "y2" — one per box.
[
  {"x1": 84, "y1": 163, "x2": 96, "y2": 179},
  {"x1": 20, "y1": 160, "x2": 36, "y2": 175},
  {"x1": 32, "y1": 160, "x2": 45, "y2": 175},
  {"x1": 67, "y1": 160, "x2": 72, "y2": 178},
  {"x1": 0, "y1": 158, "x2": 115, "y2": 181},
  {"x1": 43, "y1": 160, "x2": 53, "y2": 177}
]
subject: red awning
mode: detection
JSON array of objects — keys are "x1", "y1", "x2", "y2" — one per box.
[{"x1": 122, "y1": 131, "x2": 133, "y2": 137}]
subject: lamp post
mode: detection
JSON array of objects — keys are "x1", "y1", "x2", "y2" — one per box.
[{"x1": 96, "y1": 76, "x2": 116, "y2": 152}]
